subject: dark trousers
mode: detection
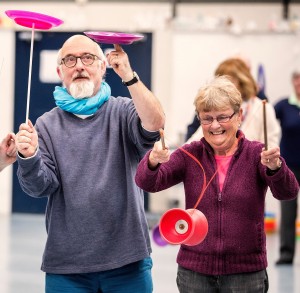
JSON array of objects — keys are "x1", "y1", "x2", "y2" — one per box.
[
  {"x1": 176, "y1": 266, "x2": 269, "y2": 293},
  {"x1": 278, "y1": 168, "x2": 300, "y2": 262}
]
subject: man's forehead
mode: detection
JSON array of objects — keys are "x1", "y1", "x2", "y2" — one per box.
[{"x1": 61, "y1": 36, "x2": 96, "y2": 55}]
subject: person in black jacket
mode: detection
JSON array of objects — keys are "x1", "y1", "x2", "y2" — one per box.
[{"x1": 274, "y1": 68, "x2": 300, "y2": 265}]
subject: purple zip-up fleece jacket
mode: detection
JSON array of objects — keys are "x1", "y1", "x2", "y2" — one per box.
[{"x1": 135, "y1": 131, "x2": 299, "y2": 275}]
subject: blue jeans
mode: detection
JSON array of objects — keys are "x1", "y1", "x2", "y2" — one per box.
[
  {"x1": 45, "y1": 257, "x2": 153, "y2": 293},
  {"x1": 176, "y1": 266, "x2": 269, "y2": 293}
]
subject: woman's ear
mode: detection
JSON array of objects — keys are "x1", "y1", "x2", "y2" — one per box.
[{"x1": 238, "y1": 108, "x2": 243, "y2": 123}]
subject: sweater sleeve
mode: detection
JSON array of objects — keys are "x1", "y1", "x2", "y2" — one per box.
[
  {"x1": 263, "y1": 157, "x2": 299, "y2": 200},
  {"x1": 135, "y1": 148, "x2": 186, "y2": 193},
  {"x1": 17, "y1": 146, "x2": 60, "y2": 198},
  {"x1": 122, "y1": 98, "x2": 160, "y2": 157}
]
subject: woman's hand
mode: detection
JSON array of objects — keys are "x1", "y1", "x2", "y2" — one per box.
[
  {"x1": 261, "y1": 146, "x2": 282, "y2": 170},
  {"x1": 148, "y1": 140, "x2": 170, "y2": 170},
  {"x1": 0, "y1": 133, "x2": 17, "y2": 171}
]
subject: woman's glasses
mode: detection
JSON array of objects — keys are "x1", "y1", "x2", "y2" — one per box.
[{"x1": 198, "y1": 112, "x2": 236, "y2": 125}]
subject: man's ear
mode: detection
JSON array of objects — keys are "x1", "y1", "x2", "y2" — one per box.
[
  {"x1": 100, "y1": 60, "x2": 106, "y2": 76},
  {"x1": 56, "y1": 66, "x2": 63, "y2": 80}
]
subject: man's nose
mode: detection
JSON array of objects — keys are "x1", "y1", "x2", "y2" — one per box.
[{"x1": 75, "y1": 57, "x2": 85, "y2": 69}]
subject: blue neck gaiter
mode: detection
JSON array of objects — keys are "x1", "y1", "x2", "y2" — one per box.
[{"x1": 53, "y1": 81, "x2": 111, "y2": 115}]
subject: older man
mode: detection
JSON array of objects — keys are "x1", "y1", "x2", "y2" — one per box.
[{"x1": 15, "y1": 34, "x2": 165, "y2": 293}]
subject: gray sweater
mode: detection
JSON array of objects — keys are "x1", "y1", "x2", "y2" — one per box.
[{"x1": 17, "y1": 96, "x2": 160, "y2": 274}]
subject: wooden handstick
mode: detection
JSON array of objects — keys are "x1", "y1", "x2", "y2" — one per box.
[
  {"x1": 262, "y1": 100, "x2": 268, "y2": 150},
  {"x1": 159, "y1": 128, "x2": 166, "y2": 150}
]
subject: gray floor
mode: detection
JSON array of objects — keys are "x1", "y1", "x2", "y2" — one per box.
[{"x1": 0, "y1": 214, "x2": 299, "y2": 293}]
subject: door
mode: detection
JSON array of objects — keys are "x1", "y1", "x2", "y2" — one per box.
[{"x1": 12, "y1": 31, "x2": 152, "y2": 213}]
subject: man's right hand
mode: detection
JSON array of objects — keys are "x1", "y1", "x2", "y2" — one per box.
[{"x1": 16, "y1": 120, "x2": 39, "y2": 158}]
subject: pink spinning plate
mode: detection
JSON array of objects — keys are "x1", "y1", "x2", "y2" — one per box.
[
  {"x1": 5, "y1": 10, "x2": 63, "y2": 30},
  {"x1": 84, "y1": 31, "x2": 144, "y2": 45}
]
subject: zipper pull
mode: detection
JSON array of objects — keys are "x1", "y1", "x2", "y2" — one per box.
[{"x1": 218, "y1": 192, "x2": 222, "y2": 201}]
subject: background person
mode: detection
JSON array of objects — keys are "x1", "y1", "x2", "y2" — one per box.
[
  {"x1": 186, "y1": 58, "x2": 280, "y2": 147},
  {"x1": 274, "y1": 68, "x2": 300, "y2": 265},
  {"x1": 0, "y1": 133, "x2": 16, "y2": 172},
  {"x1": 15, "y1": 34, "x2": 165, "y2": 293},
  {"x1": 135, "y1": 76, "x2": 299, "y2": 293}
]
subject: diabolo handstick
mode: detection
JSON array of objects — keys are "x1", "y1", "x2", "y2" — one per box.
[
  {"x1": 159, "y1": 128, "x2": 166, "y2": 150},
  {"x1": 262, "y1": 100, "x2": 268, "y2": 150}
]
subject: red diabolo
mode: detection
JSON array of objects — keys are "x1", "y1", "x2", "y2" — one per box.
[{"x1": 159, "y1": 208, "x2": 208, "y2": 246}]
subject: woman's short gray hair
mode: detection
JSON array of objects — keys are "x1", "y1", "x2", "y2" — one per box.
[{"x1": 194, "y1": 75, "x2": 242, "y2": 113}]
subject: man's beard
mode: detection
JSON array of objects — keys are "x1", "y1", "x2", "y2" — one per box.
[{"x1": 69, "y1": 80, "x2": 95, "y2": 99}]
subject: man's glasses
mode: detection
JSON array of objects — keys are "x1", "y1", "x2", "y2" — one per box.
[
  {"x1": 198, "y1": 112, "x2": 236, "y2": 125},
  {"x1": 60, "y1": 53, "x2": 100, "y2": 68}
]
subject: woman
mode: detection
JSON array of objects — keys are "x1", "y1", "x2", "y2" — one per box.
[
  {"x1": 135, "y1": 76, "x2": 299, "y2": 292},
  {"x1": 0, "y1": 133, "x2": 16, "y2": 172},
  {"x1": 187, "y1": 58, "x2": 280, "y2": 148}
]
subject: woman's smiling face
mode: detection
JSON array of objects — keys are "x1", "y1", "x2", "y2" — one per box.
[{"x1": 199, "y1": 107, "x2": 242, "y2": 155}]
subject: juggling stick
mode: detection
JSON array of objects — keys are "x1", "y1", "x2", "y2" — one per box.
[
  {"x1": 25, "y1": 23, "x2": 35, "y2": 125},
  {"x1": 5, "y1": 10, "x2": 63, "y2": 124},
  {"x1": 159, "y1": 128, "x2": 166, "y2": 150},
  {"x1": 262, "y1": 100, "x2": 268, "y2": 150}
]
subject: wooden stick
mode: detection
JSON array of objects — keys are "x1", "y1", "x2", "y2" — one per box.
[
  {"x1": 262, "y1": 100, "x2": 268, "y2": 150},
  {"x1": 159, "y1": 128, "x2": 166, "y2": 150}
]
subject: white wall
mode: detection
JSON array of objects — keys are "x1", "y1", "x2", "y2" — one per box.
[
  {"x1": 0, "y1": 30, "x2": 15, "y2": 215},
  {"x1": 0, "y1": 1, "x2": 299, "y2": 218},
  {"x1": 167, "y1": 31, "x2": 300, "y2": 144}
]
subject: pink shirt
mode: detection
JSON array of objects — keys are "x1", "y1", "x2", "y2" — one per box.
[{"x1": 214, "y1": 154, "x2": 233, "y2": 191}]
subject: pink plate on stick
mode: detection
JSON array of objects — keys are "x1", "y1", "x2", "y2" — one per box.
[
  {"x1": 84, "y1": 31, "x2": 144, "y2": 45},
  {"x1": 5, "y1": 10, "x2": 63, "y2": 30},
  {"x1": 5, "y1": 10, "x2": 63, "y2": 124}
]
